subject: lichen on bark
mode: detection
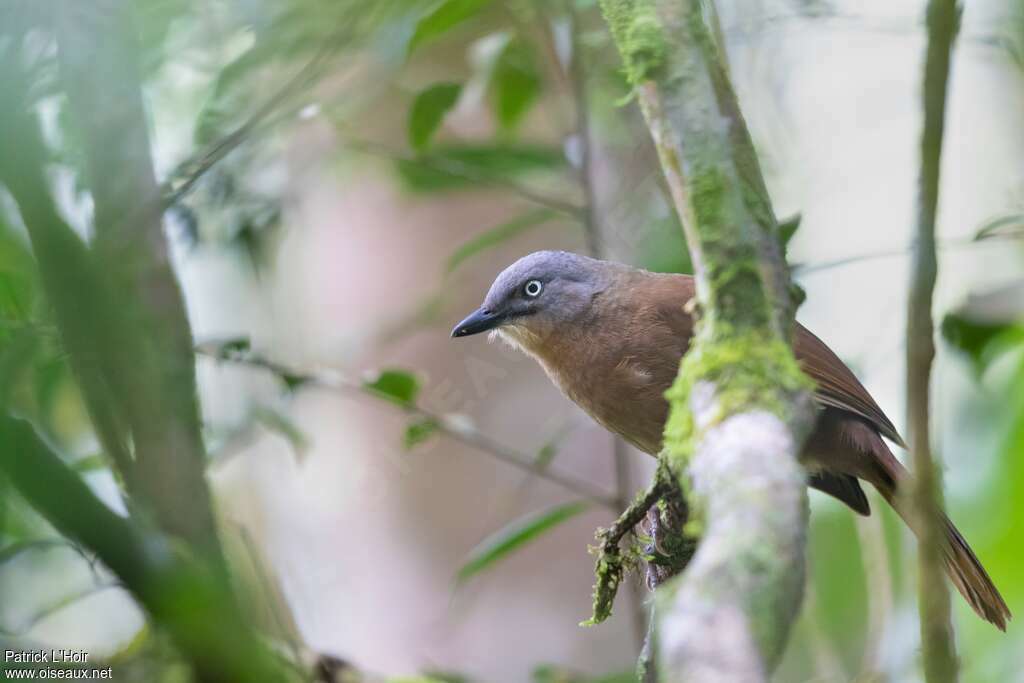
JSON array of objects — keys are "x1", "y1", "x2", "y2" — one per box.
[{"x1": 663, "y1": 326, "x2": 813, "y2": 475}]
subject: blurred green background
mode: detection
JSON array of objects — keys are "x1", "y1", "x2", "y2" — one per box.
[{"x1": 1, "y1": 0, "x2": 1023, "y2": 681}]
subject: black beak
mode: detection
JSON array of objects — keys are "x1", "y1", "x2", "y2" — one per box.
[{"x1": 451, "y1": 307, "x2": 503, "y2": 338}]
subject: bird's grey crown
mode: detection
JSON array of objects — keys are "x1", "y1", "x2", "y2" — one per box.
[{"x1": 483, "y1": 250, "x2": 615, "y2": 308}]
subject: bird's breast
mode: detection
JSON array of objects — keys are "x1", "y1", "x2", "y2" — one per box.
[{"x1": 533, "y1": 329, "x2": 679, "y2": 456}]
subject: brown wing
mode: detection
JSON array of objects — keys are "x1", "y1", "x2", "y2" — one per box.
[
  {"x1": 795, "y1": 325, "x2": 906, "y2": 448},
  {"x1": 643, "y1": 272, "x2": 904, "y2": 449}
]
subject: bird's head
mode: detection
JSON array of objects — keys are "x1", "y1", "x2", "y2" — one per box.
[{"x1": 451, "y1": 250, "x2": 618, "y2": 351}]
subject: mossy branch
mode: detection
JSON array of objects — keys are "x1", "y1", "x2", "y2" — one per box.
[
  {"x1": 582, "y1": 461, "x2": 689, "y2": 626},
  {"x1": 599, "y1": 0, "x2": 816, "y2": 678}
]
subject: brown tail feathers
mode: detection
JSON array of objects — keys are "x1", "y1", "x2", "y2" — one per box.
[
  {"x1": 940, "y1": 515, "x2": 1011, "y2": 630},
  {"x1": 878, "y1": 483, "x2": 1011, "y2": 630}
]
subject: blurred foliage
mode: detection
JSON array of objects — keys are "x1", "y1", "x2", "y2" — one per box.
[
  {"x1": 407, "y1": 0, "x2": 494, "y2": 55},
  {"x1": 409, "y1": 82, "x2": 464, "y2": 151},
  {"x1": 395, "y1": 143, "x2": 566, "y2": 192},
  {"x1": 490, "y1": 37, "x2": 541, "y2": 131},
  {"x1": 403, "y1": 417, "x2": 440, "y2": 449},
  {"x1": 446, "y1": 209, "x2": 557, "y2": 273},
  {"x1": 456, "y1": 502, "x2": 589, "y2": 583},
  {"x1": 2, "y1": 0, "x2": 1024, "y2": 680},
  {"x1": 363, "y1": 368, "x2": 422, "y2": 407},
  {"x1": 531, "y1": 665, "x2": 635, "y2": 683}
]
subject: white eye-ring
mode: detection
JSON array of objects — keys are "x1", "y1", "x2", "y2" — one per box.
[{"x1": 524, "y1": 279, "x2": 543, "y2": 298}]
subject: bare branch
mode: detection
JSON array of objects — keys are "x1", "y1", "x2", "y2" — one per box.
[{"x1": 197, "y1": 343, "x2": 619, "y2": 509}]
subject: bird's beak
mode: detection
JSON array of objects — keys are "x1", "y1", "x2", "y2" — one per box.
[{"x1": 451, "y1": 307, "x2": 503, "y2": 338}]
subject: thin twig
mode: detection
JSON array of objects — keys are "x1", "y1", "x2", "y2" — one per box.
[
  {"x1": 907, "y1": 0, "x2": 960, "y2": 680},
  {"x1": 583, "y1": 468, "x2": 674, "y2": 626},
  {"x1": 601, "y1": 472, "x2": 672, "y2": 556},
  {"x1": 197, "y1": 344, "x2": 619, "y2": 509},
  {"x1": 793, "y1": 233, "x2": 983, "y2": 276}
]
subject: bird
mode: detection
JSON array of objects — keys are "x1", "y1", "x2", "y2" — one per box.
[{"x1": 451, "y1": 250, "x2": 1010, "y2": 630}]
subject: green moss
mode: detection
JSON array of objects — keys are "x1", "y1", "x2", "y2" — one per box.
[
  {"x1": 689, "y1": 165, "x2": 726, "y2": 230},
  {"x1": 599, "y1": 0, "x2": 666, "y2": 85},
  {"x1": 580, "y1": 535, "x2": 624, "y2": 626},
  {"x1": 661, "y1": 325, "x2": 812, "y2": 479}
]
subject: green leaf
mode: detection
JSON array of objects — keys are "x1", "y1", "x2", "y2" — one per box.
[
  {"x1": 364, "y1": 369, "x2": 421, "y2": 407},
  {"x1": 941, "y1": 281, "x2": 1024, "y2": 373},
  {"x1": 395, "y1": 143, "x2": 565, "y2": 192},
  {"x1": 403, "y1": 418, "x2": 439, "y2": 449},
  {"x1": 778, "y1": 213, "x2": 802, "y2": 248},
  {"x1": 408, "y1": 0, "x2": 492, "y2": 55},
  {"x1": 975, "y1": 214, "x2": 1024, "y2": 242},
  {"x1": 941, "y1": 314, "x2": 1024, "y2": 375},
  {"x1": 408, "y1": 83, "x2": 462, "y2": 151},
  {"x1": 456, "y1": 501, "x2": 588, "y2": 583},
  {"x1": 446, "y1": 209, "x2": 556, "y2": 273},
  {"x1": 490, "y1": 38, "x2": 541, "y2": 130}
]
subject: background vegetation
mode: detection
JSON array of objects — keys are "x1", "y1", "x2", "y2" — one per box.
[{"x1": 1, "y1": 0, "x2": 1023, "y2": 680}]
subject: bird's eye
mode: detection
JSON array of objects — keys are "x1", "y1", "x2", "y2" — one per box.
[{"x1": 523, "y1": 279, "x2": 543, "y2": 298}]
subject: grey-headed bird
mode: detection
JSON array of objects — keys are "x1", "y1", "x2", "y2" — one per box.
[{"x1": 452, "y1": 250, "x2": 1009, "y2": 629}]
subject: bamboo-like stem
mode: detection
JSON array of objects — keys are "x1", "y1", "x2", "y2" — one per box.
[
  {"x1": 54, "y1": 0, "x2": 221, "y2": 556},
  {"x1": 907, "y1": 0, "x2": 961, "y2": 680},
  {"x1": 0, "y1": 416, "x2": 287, "y2": 682}
]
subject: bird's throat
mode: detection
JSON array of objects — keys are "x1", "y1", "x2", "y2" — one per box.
[{"x1": 493, "y1": 324, "x2": 544, "y2": 355}]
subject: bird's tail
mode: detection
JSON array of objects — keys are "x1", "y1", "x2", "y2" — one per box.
[
  {"x1": 876, "y1": 479, "x2": 1010, "y2": 630},
  {"x1": 938, "y1": 513, "x2": 1010, "y2": 630}
]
